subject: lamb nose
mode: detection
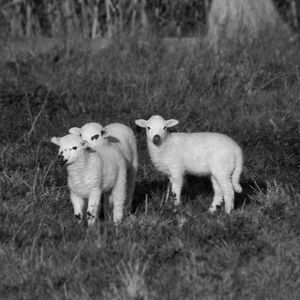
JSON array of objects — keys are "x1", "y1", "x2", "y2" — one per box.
[
  {"x1": 153, "y1": 135, "x2": 161, "y2": 145},
  {"x1": 58, "y1": 155, "x2": 66, "y2": 165}
]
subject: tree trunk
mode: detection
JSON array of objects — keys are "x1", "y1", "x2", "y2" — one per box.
[
  {"x1": 131, "y1": 0, "x2": 138, "y2": 34},
  {"x1": 105, "y1": 0, "x2": 114, "y2": 38},
  {"x1": 290, "y1": 0, "x2": 298, "y2": 29},
  {"x1": 204, "y1": 0, "x2": 210, "y2": 30},
  {"x1": 91, "y1": 0, "x2": 99, "y2": 38},
  {"x1": 207, "y1": 0, "x2": 290, "y2": 49},
  {"x1": 118, "y1": 0, "x2": 124, "y2": 34},
  {"x1": 79, "y1": 0, "x2": 88, "y2": 38},
  {"x1": 25, "y1": 0, "x2": 32, "y2": 37},
  {"x1": 11, "y1": 3, "x2": 23, "y2": 37},
  {"x1": 61, "y1": 0, "x2": 73, "y2": 58},
  {"x1": 140, "y1": 0, "x2": 148, "y2": 31},
  {"x1": 61, "y1": 0, "x2": 73, "y2": 36}
]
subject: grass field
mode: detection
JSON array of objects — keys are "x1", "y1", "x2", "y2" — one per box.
[{"x1": 0, "y1": 33, "x2": 300, "y2": 299}]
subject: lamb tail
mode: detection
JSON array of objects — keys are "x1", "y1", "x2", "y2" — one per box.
[{"x1": 232, "y1": 149, "x2": 243, "y2": 193}]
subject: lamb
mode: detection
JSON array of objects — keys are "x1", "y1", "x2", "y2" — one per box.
[
  {"x1": 69, "y1": 122, "x2": 138, "y2": 211},
  {"x1": 51, "y1": 133, "x2": 127, "y2": 226},
  {"x1": 135, "y1": 115, "x2": 243, "y2": 213}
]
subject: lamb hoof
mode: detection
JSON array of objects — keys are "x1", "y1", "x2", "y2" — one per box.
[
  {"x1": 174, "y1": 200, "x2": 180, "y2": 206},
  {"x1": 208, "y1": 205, "x2": 217, "y2": 214},
  {"x1": 113, "y1": 216, "x2": 122, "y2": 225},
  {"x1": 87, "y1": 211, "x2": 96, "y2": 227},
  {"x1": 88, "y1": 219, "x2": 96, "y2": 227},
  {"x1": 225, "y1": 204, "x2": 234, "y2": 214},
  {"x1": 208, "y1": 204, "x2": 222, "y2": 214},
  {"x1": 170, "y1": 192, "x2": 178, "y2": 204},
  {"x1": 74, "y1": 213, "x2": 82, "y2": 223}
]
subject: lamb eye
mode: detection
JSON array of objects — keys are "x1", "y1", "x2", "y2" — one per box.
[
  {"x1": 163, "y1": 126, "x2": 166, "y2": 130},
  {"x1": 91, "y1": 134, "x2": 99, "y2": 140},
  {"x1": 147, "y1": 126, "x2": 150, "y2": 130},
  {"x1": 72, "y1": 146, "x2": 78, "y2": 150}
]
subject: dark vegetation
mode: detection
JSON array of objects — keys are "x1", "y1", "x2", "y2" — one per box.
[
  {"x1": 0, "y1": 0, "x2": 299, "y2": 39},
  {"x1": 0, "y1": 31, "x2": 300, "y2": 299}
]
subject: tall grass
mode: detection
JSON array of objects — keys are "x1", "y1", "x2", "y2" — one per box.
[{"x1": 0, "y1": 31, "x2": 300, "y2": 299}]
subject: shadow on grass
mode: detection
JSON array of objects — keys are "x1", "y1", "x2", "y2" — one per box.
[
  {"x1": 132, "y1": 175, "x2": 267, "y2": 213},
  {"x1": 236, "y1": 178, "x2": 267, "y2": 209},
  {"x1": 132, "y1": 177, "x2": 170, "y2": 213}
]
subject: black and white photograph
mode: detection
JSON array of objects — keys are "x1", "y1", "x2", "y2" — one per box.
[{"x1": 0, "y1": 0, "x2": 299, "y2": 299}]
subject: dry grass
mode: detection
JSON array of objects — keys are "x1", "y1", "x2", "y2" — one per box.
[{"x1": 0, "y1": 32, "x2": 300, "y2": 299}]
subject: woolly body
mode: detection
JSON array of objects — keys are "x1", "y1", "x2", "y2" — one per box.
[
  {"x1": 67, "y1": 148, "x2": 123, "y2": 200},
  {"x1": 69, "y1": 122, "x2": 138, "y2": 211},
  {"x1": 135, "y1": 115, "x2": 243, "y2": 213},
  {"x1": 51, "y1": 134, "x2": 127, "y2": 225},
  {"x1": 106, "y1": 123, "x2": 138, "y2": 169}
]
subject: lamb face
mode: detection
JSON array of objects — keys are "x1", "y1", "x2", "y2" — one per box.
[
  {"x1": 51, "y1": 134, "x2": 86, "y2": 165},
  {"x1": 69, "y1": 122, "x2": 109, "y2": 149},
  {"x1": 135, "y1": 115, "x2": 178, "y2": 146}
]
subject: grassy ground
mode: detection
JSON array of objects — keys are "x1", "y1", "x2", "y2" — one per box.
[{"x1": 0, "y1": 33, "x2": 300, "y2": 299}]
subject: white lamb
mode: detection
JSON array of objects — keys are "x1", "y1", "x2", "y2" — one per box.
[
  {"x1": 69, "y1": 122, "x2": 138, "y2": 211},
  {"x1": 135, "y1": 115, "x2": 243, "y2": 213},
  {"x1": 51, "y1": 133, "x2": 127, "y2": 226}
]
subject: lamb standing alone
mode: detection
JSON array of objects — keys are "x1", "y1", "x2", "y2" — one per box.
[
  {"x1": 51, "y1": 133, "x2": 127, "y2": 225},
  {"x1": 69, "y1": 122, "x2": 138, "y2": 211},
  {"x1": 135, "y1": 115, "x2": 243, "y2": 213}
]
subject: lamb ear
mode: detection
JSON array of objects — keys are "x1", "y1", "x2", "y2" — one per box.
[
  {"x1": 165, "y1": 119, "x2": 179, "y2": 128},
  {"x1": 101, "y1": 128, "x2": 110, "y2": 138},
  {"x1": 69, "y1": 127, "x2": 81, "y2": 135},
  {"x1": 135, "y1": 119, "x2": 148, "y2": 128},
  {"x1": 51, "y1": 137, "x2": 60, "y2": 146}
]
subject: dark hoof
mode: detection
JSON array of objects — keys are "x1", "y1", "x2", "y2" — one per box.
[
  {"x1": 75, "y1": 214, "x2": 82, "y2": 222},
  {"x1": 87, "y1": 211, "x2": 95, "y2": 221}
]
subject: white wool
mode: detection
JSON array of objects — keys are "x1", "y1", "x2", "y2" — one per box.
[
  {"x1": 51, "y1": 133, "x2": 127, "y2": 225},
  {"x1": 69, "y1": 122, "x2": 138, "y2": 211},
  {"x1": 135, "y1": 115, "x2": 243, "y2": 213}
]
